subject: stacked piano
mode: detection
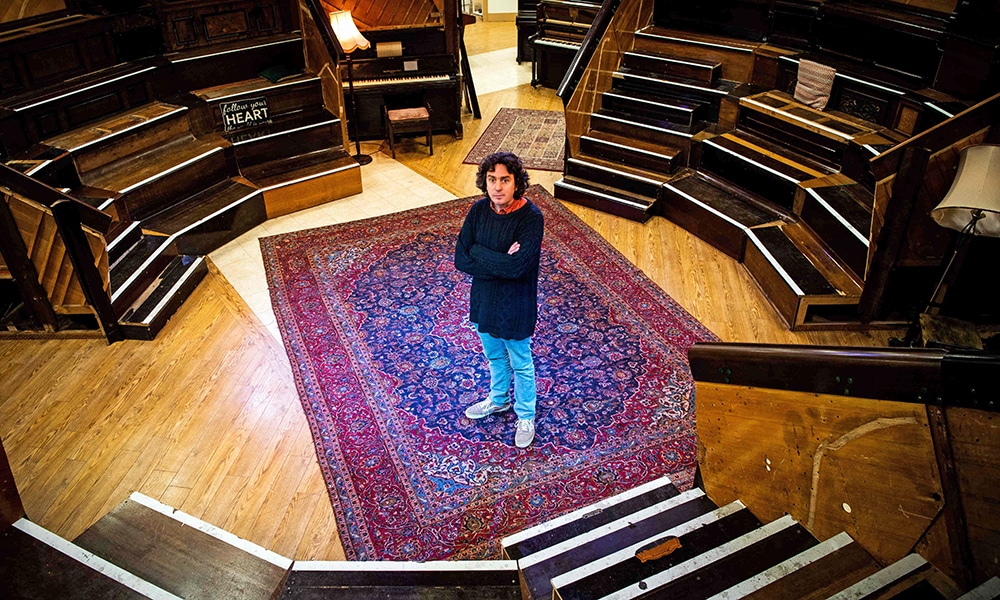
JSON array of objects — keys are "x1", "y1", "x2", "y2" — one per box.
[
  {"x1": 516, "y1": 0, "x2": 540, "y2": 64},
  {"x1": 341, "y1": 25, "x2": 463, "y2": 140},
  {"x1": 530, "y1": 0, "x2": 602, "y2": 89}
]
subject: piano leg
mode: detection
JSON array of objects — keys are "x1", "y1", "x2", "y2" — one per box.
[{"x1": 531, "y1": 45, "x2": 539, "y2": 88}]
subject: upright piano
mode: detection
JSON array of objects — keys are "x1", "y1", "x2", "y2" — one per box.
[
  {"x1": 340, "y1": 9, "x2": 463, "y2": 140},
  {"x1": 530, "y1": 0, "x2": 601, "y2": 89},
  {"x1": 516, "y1": 0, "x2": 540, "y2": 63}
]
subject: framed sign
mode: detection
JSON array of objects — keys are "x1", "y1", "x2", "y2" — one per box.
[{"x1": 220, "y1": 96, "x2": 271, "y2": 131}]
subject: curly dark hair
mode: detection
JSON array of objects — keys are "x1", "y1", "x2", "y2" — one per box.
[{"x1": 475, "y1": 151, "x2": 530, "y2": 200}]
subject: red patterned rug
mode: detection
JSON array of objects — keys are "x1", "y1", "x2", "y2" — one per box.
[
  {"x1": 260, "y1": 185, "x2": 717, "y2": 561},
  {"x1": 462, "y1": 108, "x2": 565, "y2": 171}
]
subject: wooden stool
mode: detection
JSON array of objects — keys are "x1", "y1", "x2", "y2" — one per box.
[{"x1": 384, "y1": 103, "x2": 433, "y2": 158}]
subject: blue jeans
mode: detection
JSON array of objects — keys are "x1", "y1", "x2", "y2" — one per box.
[{"x1": 477, "y1": 325, "x2": 537, "y2": 420}]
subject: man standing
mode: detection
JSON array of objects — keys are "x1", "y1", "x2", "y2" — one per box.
[{"x1": 455, "y1": 151, "x2": 544, "y2": 448}]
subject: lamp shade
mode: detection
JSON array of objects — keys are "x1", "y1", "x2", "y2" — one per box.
[
  {"x1": 931, "y1": 143, "x2": 1000, "y2": 238},
  {"x1": 329, "y1": 10, "x2": 370, "y2": 54}
]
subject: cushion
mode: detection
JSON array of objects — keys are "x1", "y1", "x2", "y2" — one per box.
[
  {"x1": 794, "y1": 59, "x2": 837, "y2": 110},
  {"x1": 387, "y1": 107, "x2": 430, "y2": 122}
]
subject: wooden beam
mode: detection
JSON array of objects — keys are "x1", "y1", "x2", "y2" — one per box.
[
  {"x1": 0, "y1": 193, "x2": 58, "y2": 332},
  {"x1": 859, "y1": 145, "x2": 931, "y2": 323}
]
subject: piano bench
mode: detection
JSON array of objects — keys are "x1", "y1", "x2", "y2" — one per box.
[{"x1": 384, "y1": 103, "x2": 433, "y2": 159}]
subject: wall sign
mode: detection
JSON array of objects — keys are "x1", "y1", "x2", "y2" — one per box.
[{"x1": 220, "y1": 96, "x2": 271, "y2": 131}]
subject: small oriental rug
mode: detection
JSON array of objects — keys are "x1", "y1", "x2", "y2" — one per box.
[
  {"x1": 261, "y1": 185, "x2": 717, "y2": 561},
  {"x1": 463, "y1": 108, "x2": 565, "y2": 171}
]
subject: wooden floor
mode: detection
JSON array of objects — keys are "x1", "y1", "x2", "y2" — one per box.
[
  {"x1": 0, "y1": 21, "x2": 899, "y2": 562},
  {"x1": 0, "y1": 0, "x2": 64, "y2": 23}
]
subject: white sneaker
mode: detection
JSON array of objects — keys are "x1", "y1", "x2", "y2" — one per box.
[
  {"x1": 465, "y1": 398, "x2": 511, "y2": 419},
  {"x1": 515, "y1": 418, "x2": 535, "y2": 448}
]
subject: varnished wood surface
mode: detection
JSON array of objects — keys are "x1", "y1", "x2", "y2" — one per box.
[
  {"x1": 695, "y1": 382, "x2": 945, "y2": 570},
  {"x1": 0, "y1": 0, "x2": 65, "y2": 23},
  {"x1": 0, "y1": 20, "x2": 899, "y2": 564}
]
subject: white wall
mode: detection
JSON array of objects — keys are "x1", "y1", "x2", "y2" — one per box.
[{"x1": 485, "y1": 0, "x2": 517, "y2": 21}]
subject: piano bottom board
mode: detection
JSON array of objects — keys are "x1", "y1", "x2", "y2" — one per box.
[{"x1": 344, "y1": 80, "x2": 464, "y2": 140}]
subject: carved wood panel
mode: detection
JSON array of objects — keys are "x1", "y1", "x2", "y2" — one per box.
[
  {"x1": 0, "y1": 14, "x2": 116, "y2": 98},
  {"x1": 153, "y1": 0, "x2": 294, "y2": 51}
]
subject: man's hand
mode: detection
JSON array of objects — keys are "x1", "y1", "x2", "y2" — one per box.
[{"x1": 508, "y1": 241, "x2": 521, "y2": 255}]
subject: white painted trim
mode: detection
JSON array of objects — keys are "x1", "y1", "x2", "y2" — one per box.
[
  {"x1": 806, "y1": 188, "x2": 869, "y2": 245},
  {"x1": 568, "y1": 158, "x2": 664, "y2": 186},
  {"x1": 111, "y1": 189, "x2": 259, "y2": 303},
  {"x1": 581, "y1": 136, "x2": 676, "y2": 161},
  {"x1": 69, "y1": 107, "x2": 188, "y2": 153},
  {"x1": 519, "y1": 488, "x2": 707, "y2": 569},
  {"x1": 640, "y1": 33, "x2": 753, "y2": 53},
  {"x1": 551, "y1": 501, "x2": 748, "y2": 592},
  {"x1": 170, "y1": 190, "x2": 261, "y2": 238},
  {"x1": 836, "y1": 71, "x2": 906, "y2": 95},
  {"x1": 209, "y1": 76, "x2": 320, "y2": 102},
  {"x1": 15, "y1": 67, "x2": 158, "y2": 112},
  {"x1": 594, "y1": 113, "x2": 695, "y2": 138},
  {"x1": 293, "y1": 560, "x2": 518, "y2": 571},
  {"x1": 924, "y1": 101, "x2": 954, "y2": 118},
  {"x1": 25, "y1": 160, "x2": 51, "y2": 176},
  {"x1": 107, "y1": 221, "x2": 141, "y2": 254},
  {"x1": 959, "y1": 577, "x2": 1000, "y2": 600},
  {"x1": 706, "y1": 532, "x2": 854, "y2": 599},
  {"x1": 617, "y1": 71, "x2": 729, "y2": 95},
  {"x1": 603, "y1": 92, "x2": 694, "y2": 113},
  {"x1": 503, "y1": 476, "x2": 674, "y2": 547},
  {"x1": 259, "y1": 163, "x2": 358, "y2": 192},
  {"x1": 111, "y1": 238, "x2": 172, "y2": 303},
  {"x1": 129, "y1": 492, "x2": 292, "y2": 569},
  {"x1": 625, "y1": 52, "x2": 714, "y2": 69},
  {"x1": 863, "y1": 144, "x2": 881, "y2": 156},
  {"x1": 598, "y1": 515, "x2": 800, "y2": 600},
  {"x1": 231, "y1": 119, "x2": 336, "y2": 146},
  {"x1": 703, "y1": 138, "x2": 804, "y2": 184},
  {"x1": 827, "y1": 553, "x2": 928, "y2": 600},
  {"x1": 777, "y1": 56, "x2": 905, "y2": 95},
  {"x1": 12, "y1": 518, "x2": 183, "y2": 599},
  {"x1": 663, "y1": 183, "x2": 750, "y2": 231},
  {"x1": 119, "y1": 147, "x2": 224, "y2": 194},
  {"x1": 740, "y1": 97, "x2": 854, "y2": 140},
  {"x1": 746, "y1": 230, "x2": 806, "y2": 297},
  {"x1": 170, "y1": 38, "x2": 300, "y2": 63},
  {"x1": 135, "y1": 257, "x2": 205, "y2": 326},
  {"x1": 556, "y1": 180, "x2": 649, "y2": 211}
]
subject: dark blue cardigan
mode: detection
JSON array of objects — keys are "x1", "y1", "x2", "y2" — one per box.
[{"x1": 454, "y1": 197, "x2": 544, "y2": 340}]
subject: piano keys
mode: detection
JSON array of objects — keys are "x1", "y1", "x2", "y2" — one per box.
[{"x1": 530, "y1": 0, "x2": 601, "y2": 89}]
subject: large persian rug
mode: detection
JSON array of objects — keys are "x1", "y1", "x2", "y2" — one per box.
[
  {"x1": 462, "y1": 108, "x2": 565, "y2": 171},
  {"x1": 261, "y1": 185, "x2": 717, "y2": 561}
]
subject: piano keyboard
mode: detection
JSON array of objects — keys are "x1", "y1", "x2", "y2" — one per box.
[
  {"x1": 533, "y1": 37, "x2": 582, "y2": 50},
  {"x1": 344, "y1": 74, "x2": 452, "y2": 89}
]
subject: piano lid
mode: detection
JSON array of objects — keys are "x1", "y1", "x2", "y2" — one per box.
[{"x1": 319, "y1": 0, "x2": 450, "y2": 29}]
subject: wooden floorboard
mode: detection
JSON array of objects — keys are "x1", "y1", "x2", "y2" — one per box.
[{"x1": 0, "y1": 20, "x2": 899, "y2": 564}]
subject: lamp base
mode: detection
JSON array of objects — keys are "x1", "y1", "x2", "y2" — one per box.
[{"x1": 353, "y1": 153, "x2": 373, "y2": 166}]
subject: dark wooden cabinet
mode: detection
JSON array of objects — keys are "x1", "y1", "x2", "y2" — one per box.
[
  {"x1": 0, "y1": 14, "x2": 118, "y2": 99},
  {"x1": 516, "y1": 0, "x2": 539, "y2": 63},
  {"x1": 151, "y1": 0, "x2": 296, "y2": 52}
]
